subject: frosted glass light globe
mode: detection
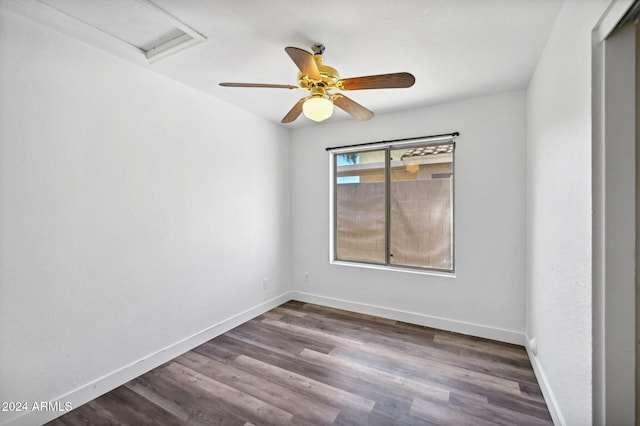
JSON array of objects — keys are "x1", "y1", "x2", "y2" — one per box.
[{"x1": 303, "y1": 96, "x2": 333, "y2": 122}]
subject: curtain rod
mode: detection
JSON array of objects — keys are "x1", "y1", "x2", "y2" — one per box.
[{"x1": 325, "y1": 132, "x2": 460, "y2": 152}]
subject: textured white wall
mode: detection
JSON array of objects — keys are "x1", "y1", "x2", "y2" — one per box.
[
  {"x1": 291, "y1": 91, "x2": 527, "y2": 343},
  {"x1": 525, "y1": 1, "x2": 610, "y2": 424},
  {"x1": 0, "y1": 9, "x2": 291, "y2": 425}
]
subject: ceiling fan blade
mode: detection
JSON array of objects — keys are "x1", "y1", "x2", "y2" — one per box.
[
  {"x1": 281, "y1": 98, "x2": 306, "y2": 123},
  {"x1": 285, "y1": 47, "x2": 321, "y2": 80},
  {"x1": 332, "y1": 94, "x2": 374, "y2": 121},
  {"x1": 338, "y1": 72, "x2": 415, "y2": 90},
  {"x1": 219, "y1": 82, "x2": 299, "y2": 89}
]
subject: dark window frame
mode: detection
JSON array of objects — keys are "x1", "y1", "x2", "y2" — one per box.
[{"x1": 329, "y1": 134, "x2": 457, "y2": 273}]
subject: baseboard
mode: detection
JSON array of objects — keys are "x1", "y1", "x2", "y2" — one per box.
[
  {"x1": 3, "y1": 291, "x2": 294, "y2": 426},
  {"x1": 525, "y1": 333, "x2": 564, "y2": 426},
  {"x1": 292, "y1": 291, "x2": 526, "y2": 346}
]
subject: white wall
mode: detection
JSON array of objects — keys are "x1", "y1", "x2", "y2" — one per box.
[
  {"x1": 525, "y1": 1, "x2": 611, "y2": 424},
  {"x1": 290, "y1": 91, "x2": 527, "y2": 344},
  {"x1": 0, "y1": 8, "x2": 291, "y2": 425}
]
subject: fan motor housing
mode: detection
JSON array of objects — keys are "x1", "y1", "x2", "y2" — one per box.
[{"x1": 298, "y1": 55, "x2": 340, "y2": 90}]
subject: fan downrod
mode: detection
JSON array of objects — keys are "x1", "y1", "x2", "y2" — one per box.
[{"x1": 311, "y1": 43, "x2": 325, "y2": 55}]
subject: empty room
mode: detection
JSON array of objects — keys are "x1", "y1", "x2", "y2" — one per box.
[{"x1": 0, "y1": 0, "x2": 637, "y2": 425}]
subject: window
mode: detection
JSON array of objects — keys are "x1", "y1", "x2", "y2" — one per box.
[{"x1": 330, "y1": 134, "x2": 456, "y2": 272}]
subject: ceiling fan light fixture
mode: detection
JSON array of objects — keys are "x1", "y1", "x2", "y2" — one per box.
[
  {"x1": 219, "y1": 44, "x2": 415, "y2": 123},
  {"x1": 302, "y1": 95, "x2": 333, "y2": 122}
]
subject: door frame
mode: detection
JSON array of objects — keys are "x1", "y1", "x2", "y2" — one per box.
[{"x1": 592, "y1": 1, "x2": 637, "y2": 424}]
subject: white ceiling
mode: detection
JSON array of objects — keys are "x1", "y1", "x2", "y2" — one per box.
[{"x1": 27, "y1": 0, "x2": 566, "y2": 127}]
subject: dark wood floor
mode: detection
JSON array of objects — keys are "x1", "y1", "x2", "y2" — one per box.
[{"x1": 48, "y1": 301, "x2": 552, "y2": 425}]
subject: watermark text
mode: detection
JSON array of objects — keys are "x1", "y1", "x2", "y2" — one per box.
[{"x1": 2, "y1": 401, "x2": 73, "y2": 412}]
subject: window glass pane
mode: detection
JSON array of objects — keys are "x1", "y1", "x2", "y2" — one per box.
[
  {"x1": 389, "y1": 144, "x2": 453, "y2": 270},
  {"x1": 335, "y1": 150, "x2": 386, "y2": 264}
]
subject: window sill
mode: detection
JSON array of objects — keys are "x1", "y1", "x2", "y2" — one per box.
[{"x1": 330, "y1": 260, "x2": 456, "y2": 278}]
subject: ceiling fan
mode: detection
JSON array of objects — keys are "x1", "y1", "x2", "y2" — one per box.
[{"x1": 219, "y1": 44, "x2": 415, "y2": 123}]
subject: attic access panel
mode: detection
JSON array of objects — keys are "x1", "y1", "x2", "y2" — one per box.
[{"x1": 38, "y1": 0, "x2": 205, "y2": 62}]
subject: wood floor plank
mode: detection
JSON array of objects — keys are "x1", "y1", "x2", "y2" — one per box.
[
  {"x1": 47, "y1": 301, "x2": 552, "y2": 425},
  {"x1": 226, "y1": 338, "x2": 425, "y2": 412},
  {"x1": 125, "y1": 379, "x2": 193, "y2": 422},
  {"x1": 234, "y1": 318, "x2": 337, "y2": 355},
  {"x1": 74, "y1": 385, "x2": 185, "y2": 426},
  {"x1": 231, "y1": 354, "x2": 377, "y2": 414},
  {"x1": 279, "y1": 304, "x2": 438, "y2": 345},
  {"x1": 329, "y1": 344, "x2": 523, "y2": 396},
  {"x1": 486, "y1": 390, "x2": 553, "y2": 422},
  {"x1": 519, "y1": 381, "x2": 548, "y2": 402},
  {"x1": 259, "y1": 316, "x2": 366, "y2": 349},
  {"x1": 299, "y1": 348, "x2": 451, "y2": 403},
  {"x1": 433, "y1": 331, "x2": 529, "y2": 361},
  {"x1": 163, "y1": 362, "x2": 295, "y2": 426},
  {"x1": 366, "y1": 399, "x2": 414, "y2": 425},
  {"x1": 273, "y1": 305, "x2": 307, "y2": 318},
  {"x1": 448, "y1": 392, "x2": 553, "y2": 426},
  {"x1": 176, "y1": 350, "x2": 341, "y2": 425},
  {"x1": 135, "y1": 364, "x2": 250, "y2": 425},
  {"x1": 217, "y1": 333, "x2": 395, "y2": 404},
  {"x1": 411, "y1": 396, "x2": 499, "y2": 426}
]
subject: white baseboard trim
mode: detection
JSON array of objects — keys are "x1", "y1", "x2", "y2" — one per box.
[
  {"x1": 292, "y1": 291, "x2": 526, "y2": 346},
  {"x1": 525, "y1": 333, "x2": 564, "y2": 426},
  {"x1": 3, "y1": 291, "x2": 294, "y2": 426}
]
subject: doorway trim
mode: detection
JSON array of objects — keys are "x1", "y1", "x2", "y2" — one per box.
[{"x1": 592, "y1": 1, "x2": 637, "y2": 424}]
